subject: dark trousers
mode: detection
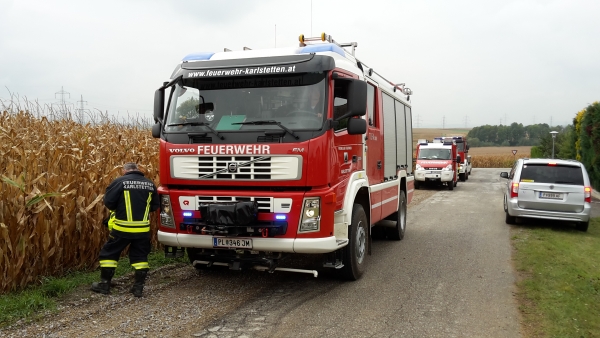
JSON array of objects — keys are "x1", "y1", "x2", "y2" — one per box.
[{"x1": 99, "y1": 234, "x2": 150, "y2": 270}]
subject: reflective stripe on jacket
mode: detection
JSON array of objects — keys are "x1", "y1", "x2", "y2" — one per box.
[{"x1": 104, "y1": 170, "x2": 159, "y2": 239}]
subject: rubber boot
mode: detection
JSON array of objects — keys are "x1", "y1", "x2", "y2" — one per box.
[
  {"x1": 91, "y1": 268, "x2": 115, "y2": 294},
  {"x1": 130, "y1": 269, "x2": 148, "y2": 298}
]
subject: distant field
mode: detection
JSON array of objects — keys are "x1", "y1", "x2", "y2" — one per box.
[
  {"x1": 468, "y1": 146, "x2": 531, "y2": 156},
  {"x1": 413, "y1": 128, "x2": 469, "y2": 144}
]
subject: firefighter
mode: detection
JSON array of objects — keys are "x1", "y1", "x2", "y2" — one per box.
[{"x1": 91, "y1": 162, "x2": 159, "y2": 297}]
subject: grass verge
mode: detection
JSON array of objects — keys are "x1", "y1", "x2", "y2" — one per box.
[
  {"x1": 512, "y1": 218, "x2": 600, "y2": 337},
  {"x1": 0, "y1": 250, "x2": 187, "y2": 328}
]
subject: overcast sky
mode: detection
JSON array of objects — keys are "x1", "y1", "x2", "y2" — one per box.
[{"x1": 1, "y1": 0, "x2": 598, "y2": 128}]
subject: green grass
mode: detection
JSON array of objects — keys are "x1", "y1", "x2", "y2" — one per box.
[
  {"x1": 0, "y1": 250, "x2": 187, "y2": 328},
  {"x1": 513, "y1": 218, "x2": 600, "y2": 337}
]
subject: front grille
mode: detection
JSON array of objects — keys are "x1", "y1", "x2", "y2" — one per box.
[
  {"x1": 424, "y1": 167, "x2": 441, "y2": 170},
  {"x1": 196, "y1": 196, "x2": 274, "y2": 212},
  {"x1": 198, "y1": 156, "x2": 271, "y2": 179},
  {"x1": 171, "y1": 155, "x2": 302, "y2": 181}
]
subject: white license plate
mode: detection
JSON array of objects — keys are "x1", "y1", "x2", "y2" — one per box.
[
  {"x1": 213, "y1": 237, "x2": 253, "y2": 249},
  {"x1": 539, "y1": 192, "x2": 562, "y2": 199}
]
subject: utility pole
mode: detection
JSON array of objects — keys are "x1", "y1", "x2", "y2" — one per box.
[
  {"x1": 53, "y1": 86, "x2": 71, "y2": 115},
  {"x1": 75, "y1": 95, "x2": 90, "y2": 123},
  {"x1": 550, "y1": 116, "x2": 552, "y2": 127},
  {"x1": 415, "y1": 113, "x2": 423, "y2": 128},
  {"x1": 442, "y1": 116, "x2": 446, "y2": 129},
  {"x1": 464, "y1": 115, "x2": 469, "y2": 128},
  {"x1": 504, "y1": 113, "x2": 507, "y2": 125},
  {"x1": 310, "y1": 0, "x2": 313, "y2": 36}
]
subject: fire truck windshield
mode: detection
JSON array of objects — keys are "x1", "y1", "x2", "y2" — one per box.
[
  {"x1": 418, "y1": 149, "x2": 451, "y2": 160},
  {"x1": 164, "y1": 74, "x2": 326, "y2": 134}
]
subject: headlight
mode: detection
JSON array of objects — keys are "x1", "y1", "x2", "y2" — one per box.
[
  {"x1": 160, "y1": 195, "x2": 176, "y2": 228},
  {"x1": 415, "y1": 164, "x2": 422, "y2": 170},
  {"x1": 299, "y1": 197, "x2": 320, "y2": 232},
  {"x1": 442, "y1": 164, "x2": 453, "y2": 171}
]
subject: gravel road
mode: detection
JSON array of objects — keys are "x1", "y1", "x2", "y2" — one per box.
[{"x1": 0, "y1": 169, "x2": 523, "y2": 337}]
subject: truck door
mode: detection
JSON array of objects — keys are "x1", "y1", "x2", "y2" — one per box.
[
  {"x1": 332, "y1": 76, "x2": 365, "y2": 212},
  {"x1": 366, "y1": 83, "x2": 383, "y2": 222}
]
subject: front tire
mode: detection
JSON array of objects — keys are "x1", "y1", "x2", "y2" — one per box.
[
  {"x1": 386, "y1": 190, "x2": 407, "y2": 241},
  {"x1": 414, "y1": 180, "x2": 421, "y2": 190},
  {"x1": 448, "y1": 181, "x2": 454, "y2": 190},
  {"x1": 342, "y1": 204, "x2": 368, "y2": 280},
  {"x1": 505, "y1": 210, "x2": 516, "y2": 225},
  {"x1": 459, "y1": 173, "x2": 466, "y2": 182}
]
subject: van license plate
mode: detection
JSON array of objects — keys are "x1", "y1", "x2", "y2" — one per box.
[
  {"x1": 540, "y1": 192, "x2": 562, "y2": 199},
  {"x1": 213, "y1": 237, "x2": 253, "y2": 249}
]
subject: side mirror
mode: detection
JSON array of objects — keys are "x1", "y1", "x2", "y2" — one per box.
[
  {"x1": 154, "y1": 88, "x2": 165, "y2": 122},
  {"x1": 151, "y1": 123, "x2": 161, "y2": 138},
  {"x1": 466, "y1": 144, "x2": 470, "y2": 151},
  {"x1": 456, "y1": 155, "x2": 462, "y2": 163},
  {"x1": 347, "y1": 118, "x2": 367, "y2": 135},
  {"x1": 333, "y1": 74, "x2": 367, "y2": 119},
  {"x1": 500, "y1": 172, "x2": 509, "y2": 179},
  {"x1": 347, "y1": 79, "x2": 367, "y2": 117}
]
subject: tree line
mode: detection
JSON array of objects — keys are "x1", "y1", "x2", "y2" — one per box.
[
  {"x1": 466, "y1": 123, "x2": 567, "y2": 147},
  {"x1": 467, "y1": 102, "x2": 600, "y2": 189}
]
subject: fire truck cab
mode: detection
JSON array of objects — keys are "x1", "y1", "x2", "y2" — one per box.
[
  {"x1": 151, "y1": 33, "x2": 414, "y2": 280},
  {"x1": 414, "y1": 138, "x2": 460, "y2": 190}
]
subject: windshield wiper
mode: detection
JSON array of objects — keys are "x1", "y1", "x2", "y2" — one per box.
[
  {"x1": 166, "y1": 121, "x2": 224, "y2": 140},
  {"x1": 233, "y1": 120, "x2": 299, "y2": 140}
]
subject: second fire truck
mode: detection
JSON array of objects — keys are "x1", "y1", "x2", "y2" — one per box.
[{"x1": 414, "y1": 139, "x2": 461, "y2": 190}]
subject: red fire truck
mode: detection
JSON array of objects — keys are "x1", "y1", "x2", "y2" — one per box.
[
  {"x1": 414, "y1": 139, "x2": 460, "y2": 190},
  {"x1": 436, "y1": 136, "x2": 470, "y2": 181},
  {"x1": 151, "y1": 33, "x2": 414, "y2": 280}
]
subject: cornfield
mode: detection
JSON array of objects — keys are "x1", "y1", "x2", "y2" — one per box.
[
  {"x1": 0, "y1": 107, "x2": 159, "y2": 293},
  {"x1": 470, "y1": 154, "x2": 530, "y2": 168}
]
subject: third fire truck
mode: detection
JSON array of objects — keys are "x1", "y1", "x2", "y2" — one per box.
[
  {"x1": 414, "y1": 139, "x2": 461, "y2": 190},
  {"x1": 151, "y1": 33, "x2": 415, "y2": 280}
]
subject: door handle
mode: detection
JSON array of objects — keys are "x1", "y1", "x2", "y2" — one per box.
[{"x1": 377, "y1": 161, "x2": 382, "y2": 169}]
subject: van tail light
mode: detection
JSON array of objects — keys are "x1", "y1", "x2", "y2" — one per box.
[
  {"x1": 584, "y1": 186, "x2": 592, "y2": 203},
  {"x1": 510, "y1": 183, "x2": 519, "y2": 198}
]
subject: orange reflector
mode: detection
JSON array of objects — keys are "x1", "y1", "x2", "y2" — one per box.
[{"x1": 324, "y1": 192, "x2": 336, "y2": 204}]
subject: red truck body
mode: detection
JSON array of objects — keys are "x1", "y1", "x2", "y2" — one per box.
[{"x1": 151, "y1": 34, "x2": 415, "y2": 279}]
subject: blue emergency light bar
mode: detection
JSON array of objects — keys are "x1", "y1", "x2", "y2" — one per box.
[
  {"x1": 182, "y1": 211, "x2": 193, "y2": 217},
  {"x1": 182, "y1": 52, "x2": 216, "y2": 62},
  {"x1": 275, "y1": 215, "x2": 287, "y2": 220},
  {"x1": 298, "y1": 43, "x2": 346, "y2": 57}
]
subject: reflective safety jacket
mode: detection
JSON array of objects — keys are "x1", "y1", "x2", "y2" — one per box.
[{"x1": 104, "y1": 170, "x2": 159, "y2": 239}]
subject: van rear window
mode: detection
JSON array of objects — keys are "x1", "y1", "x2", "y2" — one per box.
[{"x1": 520, "y1": 164, "x2": 584, "y2": 185}]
